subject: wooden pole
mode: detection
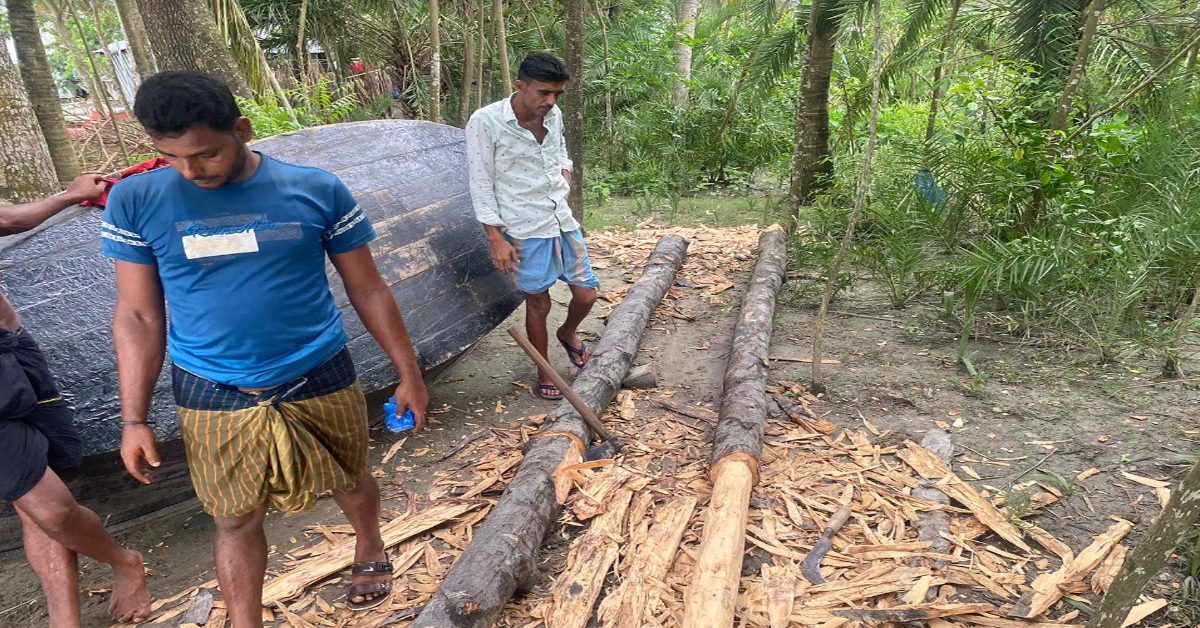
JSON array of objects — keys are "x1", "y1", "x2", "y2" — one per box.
[
  {"x1": 682, "y1": 226, "x2": 788, "y2": 628},
  {"x1": 412, "y1": 235, "x2": 688, "y2": 628}
]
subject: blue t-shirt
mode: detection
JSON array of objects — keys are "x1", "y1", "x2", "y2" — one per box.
[{"x1": 100, "y1": 154, "x2": 376, "y2": 388}]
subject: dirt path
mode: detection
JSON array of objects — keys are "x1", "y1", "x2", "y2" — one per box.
[{"x1": 0, "y1": 225, "x2": 1195, "y2": 627}]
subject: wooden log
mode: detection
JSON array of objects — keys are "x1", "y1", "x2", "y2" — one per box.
[
  {"x1": 1010, "y1": 517, "x2": 1134, "y2": 619},
  {"x1": 897, "y1": 441, "x2": 1035, "y2": 553},
  {"x1": 910, "y1": 430, "x2": 953, "y2": 581},
  {"x1": 620, "y1": 363, "x2": 658, "y2": 389},
  {"x1": 547, "y1": 484, "x2": 634, "y2": 628},
  {"x1": 1087, "y1": 461, "x2": 1200, "y2": 628},
  {"x1": 682, "y1": 226, "x2": 787, "y2": 628},
  {"x1": 681, "y1": 456, "x2": 756, "y2": 628},
  {"x1": 599, "y1": 495, "x2": 696, "y2": 628},
  {"x1": 412, "y1": 235, "x2": 689, "y2": 628}
]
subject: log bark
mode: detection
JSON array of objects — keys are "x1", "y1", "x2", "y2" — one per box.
[
  {"x1": 412, "y1": 235, "x2": 688, "y2": 628},
  {"x1": 682, "y1": 226, "x2": 787, "y2": 628},
  {"x1": 709, "y1": 225, "x2": 788, "y2": 465},
  {"x1": 1087, "y1": 461, "x2": 1200, "y2": 628},
  {"x1": 910, "y1": 429, "x2": 953, "y2": 579},
  {"x1": 620, "y1": 363, "x2": 657, "y2": 389}
]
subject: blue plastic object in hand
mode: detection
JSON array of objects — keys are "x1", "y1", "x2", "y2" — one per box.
[{"x1": 383, "y1": 396, "x2": 416, "y2": 432}]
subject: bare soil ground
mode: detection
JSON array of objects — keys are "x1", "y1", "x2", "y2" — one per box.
[{"x1": 0, "y1": 225, "x2": 1195, "y2": 627}]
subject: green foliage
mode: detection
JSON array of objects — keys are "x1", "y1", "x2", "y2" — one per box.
[{"x1": 237, "y1": 77, "x2": 362, "y2": 137}]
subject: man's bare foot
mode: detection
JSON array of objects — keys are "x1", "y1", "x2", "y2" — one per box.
[{"x1": 110, "y1": 550, "x2": 151, "y2": 623}]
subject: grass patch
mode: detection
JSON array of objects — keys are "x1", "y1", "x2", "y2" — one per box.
[{"x1": 584, "y1": 192, "x2": 788, "y2": 231}]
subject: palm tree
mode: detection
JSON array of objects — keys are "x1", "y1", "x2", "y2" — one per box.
[
  {"x1": 134, "y1": 0, "x2": 253, "y2": 99},
  {"x1": 8, "y1": 0, "x2": 81, "y2": 182},
  {"x1": 492, "y1": 0, "x2": 511, "y2": 91},
  {"x1": 564, "y1": 0, "x2": 584, "y2": 222},
  {"x1": 113, "y1": 0, "x2": 156, "y2": 82},
  {"x1": 787, "y1": 0, "x2": 850, "y2": 211},
  {"x1": 0, "y1": 46, "x2": 60, "y2": 201},
  {"x1": 672, "y1": 0, "x2": 698, "y2": 106}
]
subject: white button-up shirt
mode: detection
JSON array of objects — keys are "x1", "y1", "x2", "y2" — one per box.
[{"x1": 465, "y1": 95, "x2": 579, "y2": 240}]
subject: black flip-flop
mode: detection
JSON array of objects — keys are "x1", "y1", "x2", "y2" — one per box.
[
  {"x1": 347, "y1": 558, "x2": 394, "y2": 611},
  {"x1": 537, "y1": 383, "x2": 564, "y2": 400},
  {"x1": 557, "y1": 335, "x2": 590, "y2": 369}
]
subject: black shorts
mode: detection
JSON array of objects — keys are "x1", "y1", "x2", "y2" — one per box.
[{"x1": 0, "y1": 329, "x2": 82, "y2": 503}]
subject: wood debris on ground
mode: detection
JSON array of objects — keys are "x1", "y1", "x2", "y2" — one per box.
[
  {"x1": 588, "y1": 226, "x2": 765, "y2": 318},
  {"x1": 496, "y1": 382, "x2": 1153, "y2": 628},
  {"x1": 108, "y1": 228, "x2": 1160, "y2": 628}
]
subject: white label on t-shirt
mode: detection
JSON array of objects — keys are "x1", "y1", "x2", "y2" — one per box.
[{"x1": 181, "y1": 231, "x2": 259, "y2": 259}]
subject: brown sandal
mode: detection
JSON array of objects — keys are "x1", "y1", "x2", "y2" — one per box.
[{"x1": 347, "y1": 559, "x2": 394, "y2": 611}]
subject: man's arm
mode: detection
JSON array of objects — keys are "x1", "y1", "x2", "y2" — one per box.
[
  {"x1": 465, "y1": 115, "x2": 505, "y2": 228},
  {"x1": 113, "y1": 260, "x2": 166, "y2": 484},
  {"x1": 330, "y1": 244, "x2": 430, "y2": 431},
  {"x1": 0, "y1": 175, "x2": 106, "y2": 236}
]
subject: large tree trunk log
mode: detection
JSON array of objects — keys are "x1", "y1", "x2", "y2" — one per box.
[
  {"x1": 135, "y1": 0, "x2": 252, "y2": 100},
  {"x1": 412, "y1": 235, "x2": 688, "y2": 628},
  {"x1": 682, "y1": 226, "x2": 787, "y2": 628},
  {"x1": 8, "y1": 0, "x2": 81, "y2": 183},
  {"x1": 1087, "y1": 461, "x2": 1200, "y2": 628}
]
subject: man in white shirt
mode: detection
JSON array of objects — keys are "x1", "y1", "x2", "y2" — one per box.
[{"x1": 466, "y1": 53, "x2": 599, "y2": 400}]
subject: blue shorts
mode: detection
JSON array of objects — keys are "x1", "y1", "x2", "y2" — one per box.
[{"x1": 508, "y1": 230, "x2": 600, "y2": 295}]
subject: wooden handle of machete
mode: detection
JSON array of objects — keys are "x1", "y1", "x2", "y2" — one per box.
[{"x1": 507, "y1": 327, "x2": 611, "y2": 440}]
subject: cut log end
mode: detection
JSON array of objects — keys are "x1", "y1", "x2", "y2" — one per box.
[{"x1": 620, "y1": 363, "x2": 658, "y2": 389}]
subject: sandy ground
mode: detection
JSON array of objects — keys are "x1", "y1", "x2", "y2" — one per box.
[{"x1": 0, "y1": 226, "x2": 1197, "y2": 627}]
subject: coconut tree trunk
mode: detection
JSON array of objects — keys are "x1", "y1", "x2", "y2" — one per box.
[
  {"x1": 460, "y1": 0, "x2": 477, "y2": 126},
  {"x1": 925, "y1": 0, "x2": 962, "y2": 140},
  {"x1": 672, "y1": 0, "x2": 698, "y2": 107},
  {"x1": 1050, "y1": 0, "x2": 1103, "y2": 133},
  {"x1": 475, "y1": 0, "x2": 486, "y2": 108},
  {"x1": 8, "y1": 0, "x2": 81, "y2": 182},
  {"x1": 134, "y1": 0, "x2": 252, "y2": 99},
  {"x1": 430, "y1": 0, "x2": 442, "y2": 122},
  {"x1": 492, "y1": 0, "x2": 511, "y2": 92},
  {"x1": 589, "y1": 0, "x2": 612, "y2": 136},
  {"x1": 0, "y1": 47, "x2": 60, "y2": 201},
  {"x1": 787, "y1": 0, "x2": 837, "y2": 215},
  {"x1": 564, "y1": 0, "x2": 584, "y2": 223},
  {"x1": 113, "y1": 0, "x2": 155, "y2": 83},
  {"x1": 296, "y1": 0, "x2": 309, "y2": 80}
]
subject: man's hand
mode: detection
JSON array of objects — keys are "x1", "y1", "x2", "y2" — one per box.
[
  {"x1": 489, "y1": 238, "x2": 520, "y2": 274},
  {"x1": 119, "y1": 424, "x2": 161, "y2": 484},
  {"x1": 392, "y1": 378, "x2": 430, "y2": 433},
  {"x1": 64, "y1": 174, "x2": 107, "y2": 204}
]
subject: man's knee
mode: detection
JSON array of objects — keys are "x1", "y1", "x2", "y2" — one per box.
[
  {"x1": 20, "y1": 498, "x2": 78, "y2": 536},
  {"x1": 212, "y1": 505, "x2": 267, "y2": 536},
  {"x1": 525, "y1": 293, "x2": 552, "y2": 318},
  {"x1": 572, "y1": 287, "x2": 598, "y2": 308}
]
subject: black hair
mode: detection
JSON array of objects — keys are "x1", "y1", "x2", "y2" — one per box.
[
  {"x1": 517, "y1": 53, "x2": 571, "y2": 84},
  {"x1": 133, "y1": 71, "x2": 242, "y2": 137}
]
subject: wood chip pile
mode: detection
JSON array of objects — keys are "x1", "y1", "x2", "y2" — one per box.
[{"x1": 496, "y1": 384, "x2": 1147, "y2": 628}]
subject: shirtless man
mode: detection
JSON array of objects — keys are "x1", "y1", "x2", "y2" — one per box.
[{"x1": 0, "y1": 175, "x2": 153, "y2": 626}]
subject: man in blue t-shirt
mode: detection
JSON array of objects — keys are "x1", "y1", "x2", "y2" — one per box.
[{"x1": 102, "y1": 72, "x2": 428, "y2": 623}]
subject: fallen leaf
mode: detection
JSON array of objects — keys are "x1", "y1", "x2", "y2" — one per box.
[
  {"x1": 948, "y1": 409, "x2": 962, "y2": 416},
  {"x1": 1130, "y1": 415, "x2": 1149, "y2": 421},
  {"x1": 951, "y1": 418, "x2": 965, "y2": 428},
  {"x1": 1120, "y1": 471, "x2": 1170, "y2": 489},
  {"x1": 382, "y1": 437, "x2": 408, "y2": 464},
  {"x1": 1098, "y1": 435, "x2": 1111, "y2": 442},
  {"x1": 935, "y1": 420, "x2": 951, "y2": 430},
  {"x1": 1077, "y1": 468, "x2": 1101, "y2": 482}
]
